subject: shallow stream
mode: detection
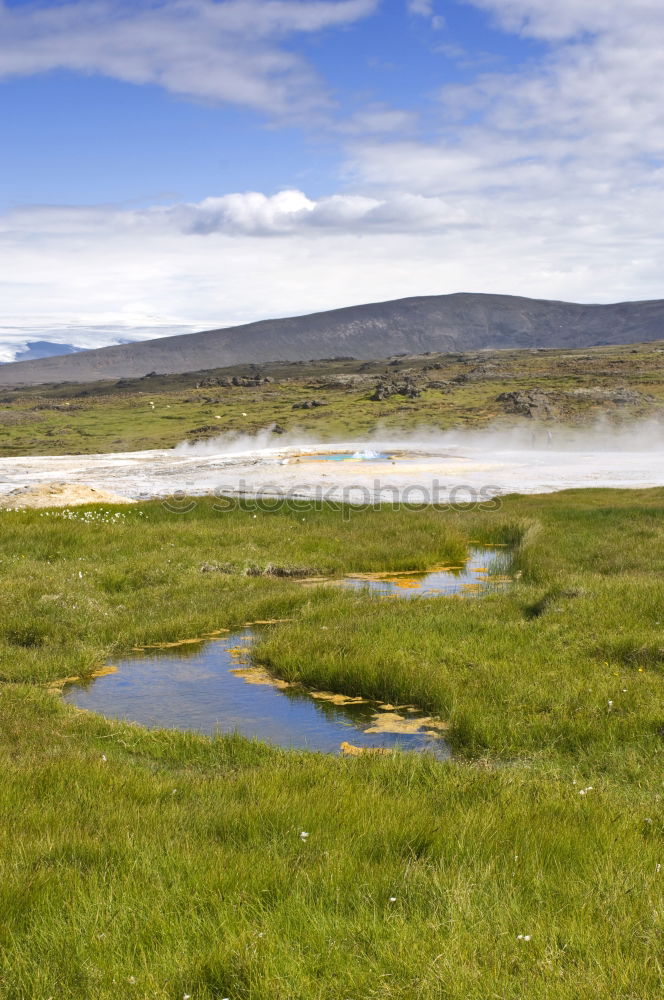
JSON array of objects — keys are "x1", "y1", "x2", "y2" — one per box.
[{"x1": 63, "y1": 547, "x2": 510, "y2": 754}]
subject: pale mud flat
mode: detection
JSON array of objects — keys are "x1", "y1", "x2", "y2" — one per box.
[{"x1": 1, "y1": 436, "x2": 664, "y2": 505}]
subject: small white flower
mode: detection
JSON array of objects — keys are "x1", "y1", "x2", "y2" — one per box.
[
  {"x1": 78, "y1": 571, "x2": 83, "y2": 579},
  {"x1": 517, "y1": 934, "x2": 532, "y2": 941},
  {"x1": 299, "y1": 831, "x2": 309, "y2": 840},
  {"x1": 184, "y1": 994, "x2": 192, "y2": 999},
  {"x1": 388, "y1": 896, "x2": 397, "y2": 903},
  {"x1": 608, "y1": 700, "x2": 613, "y2": 708},
  {"x1": 656, "y1": 864, "x2": 661, "y2": 873},
  {"x1": 101, "y1": 754, "x2": 107, "y2": 762},
  {"x1": 128, "y1": 976, "x2": 136, "y2": 985}
]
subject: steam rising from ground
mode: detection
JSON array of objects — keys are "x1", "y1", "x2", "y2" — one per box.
[
  {"x1": 174, "y1": 418, "x2": 664, "y2": 458},
  {"x1": 173, "y1": 426, "x2": 319, "y2": 457},
  {"x1": 1, "y1": 420, "x2": 663, "y2": 504}
]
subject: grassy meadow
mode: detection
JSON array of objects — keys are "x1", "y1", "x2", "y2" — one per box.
[{"x1": 0, "y1": 490, "x2": 662, "y2": 998}]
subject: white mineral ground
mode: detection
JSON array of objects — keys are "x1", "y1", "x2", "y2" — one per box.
[{"x1": 1, "y1": 426, "x2": 663, "y2": 505}]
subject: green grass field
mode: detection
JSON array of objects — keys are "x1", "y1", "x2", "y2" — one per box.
[{"x1": 1, "y1": 490, "x2": 662, "y2": 998}]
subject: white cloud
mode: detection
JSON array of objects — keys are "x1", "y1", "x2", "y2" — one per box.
[
  {"x1": 2, "y1": 191, "x2": 472, "y2": 240},
  {"x1": 340, "y1": 103, "x2": 419, "y2": 135},
  {"x1": 0, "y1": 0, "x2": 378, "y2": 115},
  {"x1": 406, "y1": 0, "x2": 443, "y2": 29},
  {"x1": 166, "y1": 188, "x2": 468, "y2": 233},
  {"x1": 465, "y1": 0, "x2": 664, "y2": 41},
  {"x1": 341, "y1": 0, "x2": 664, "y2": 302},
  {"x1": 407, "y1": 0, "x2": 433, "y2": 15},
  {"x1": 1, "y1": 171, "x2": 662, "y2": 361}
]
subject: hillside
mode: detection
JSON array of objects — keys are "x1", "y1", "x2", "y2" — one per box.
[
  {"x1": 1, "y1": 337, "x2": 663, "y2": 457},
  {"x1": 1, "y1": 292, "x2": 664, "y2": 385}
]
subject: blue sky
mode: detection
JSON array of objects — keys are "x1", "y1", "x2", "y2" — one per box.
[
  {"x1": 0, "y1": 0, "x2": 662, "y2": 359},
  {"x1": 1, "y1": 2, "x2": 542, "y2": 209}
]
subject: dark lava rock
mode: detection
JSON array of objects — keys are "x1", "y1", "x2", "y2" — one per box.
[
  {"x1": 369, "y1": 378, "x2": 422, "y2": 402},
  {"x1": 187, "y1": 424, "x2": 218, "y2": 435},
  {"x1": 371, "y1": 379, "x2": 422, "y2": 401},
  {"x1": 496, "y1": 390, "x2": 560, "y2": 419},
  {"x1": 317, "y1": 375, "x2": 370, "y2": 389},
  {"x1": 292, "y1": 399, "x2": 328, "y2": 410},
  {"x1": 370, "y1": 382, "x2": 393, "y2": 401},
  {"x1": 196, "y1": 376, "x2": 231, "y2": 388}
]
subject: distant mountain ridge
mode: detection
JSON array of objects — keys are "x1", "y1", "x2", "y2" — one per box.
[{"x1": 1, "y1": 293, "x2": 664, "y2": 386}]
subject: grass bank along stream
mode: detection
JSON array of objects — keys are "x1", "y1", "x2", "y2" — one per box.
[
  {"x1": 60, "y1": 547, "x2": 509, "y2": 750},
  {"x1": 0, "y1": 491, "x2": 663, "y2": 998}
]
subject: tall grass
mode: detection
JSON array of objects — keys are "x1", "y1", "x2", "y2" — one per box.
[{"x1": 0, "y1": 490, "x2": 662, "y2": 998}]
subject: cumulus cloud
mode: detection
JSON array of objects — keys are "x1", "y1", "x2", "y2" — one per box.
[
  {"x1": 2, "y1": 191, "x2": 469, "y2": 240},
  {"x1": 0, "y1": 0, "x2": 378, "y2": 115},
  {"x1": 166, "y1": 189, "x2": 468, "y2": 234}
]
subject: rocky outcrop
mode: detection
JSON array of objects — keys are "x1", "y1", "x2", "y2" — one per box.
[
  {"x1": 292, "y1": 399, "x2": 327, "y2": 410},
  {"x1": 496, "y1": 385, "x2": 657, "y2": 420},
  {"x1": 195, "y1": 375, "x2": 273, "y2": 388},
  {"x1": 495, "y1": 390, "x2": 560, "y2": 419},
  {"x1": 370, "y1": 379, "x2": 422, "y2": 401}
]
